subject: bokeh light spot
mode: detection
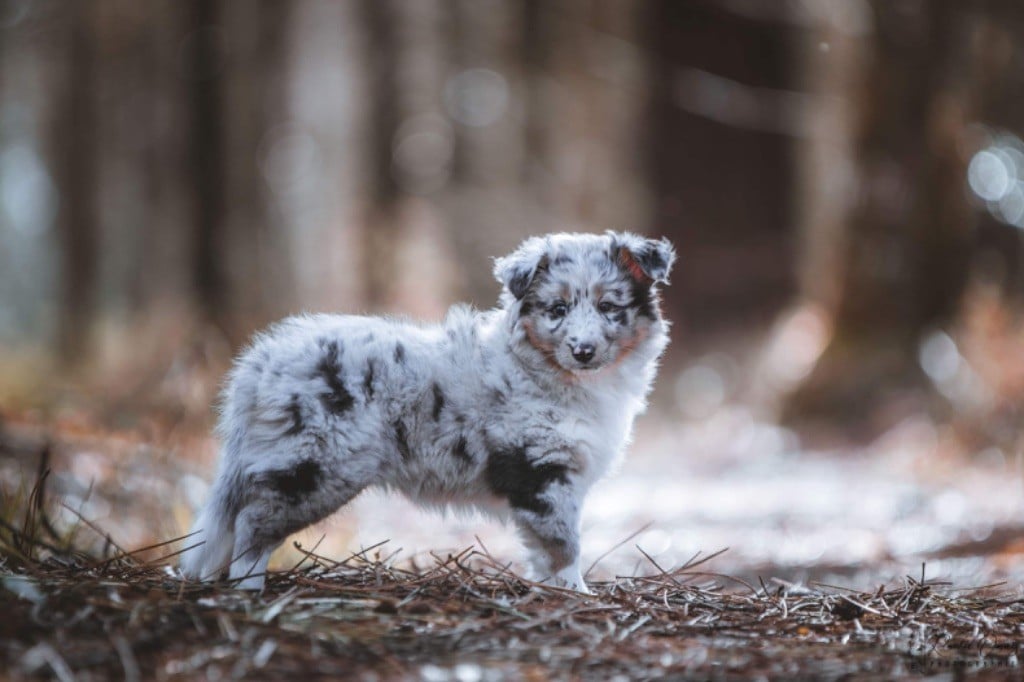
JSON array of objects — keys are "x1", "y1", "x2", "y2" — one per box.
[
  {"x1": 443, "y1": 69, "x2": 509, "y2": 128},
  {"x1": 0, "y1": 143, "x2": 56, "y2": 236},
  {"x1": 967, "y1": 130, "x2": 1024, "y2": 229},
  {"x1": 968, "y1": 150, "x2": 1010, "y2": 202},
  {"x1": 918, "y1": 330, "x2": 960, "y2": 384},
  {"x1": 259, "y1": 126, "x2": 323, "y2": 197},
  {"x1": 675, "y1": 364, "x2": 726, "y2": 419},
  {"x1": 392, "y1": 114, "x2": 454, "y2": 195}
]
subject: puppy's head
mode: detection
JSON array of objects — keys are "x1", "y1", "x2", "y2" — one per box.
[{"x1": 495, "y1": 231, "x2": 675, "y2": 374}]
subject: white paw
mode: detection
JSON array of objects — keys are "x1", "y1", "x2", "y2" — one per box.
[
  {"x1": 554, "y1": 567, "x2": 591, "y2": 595},
  {"x1": 571, "y1": 581, "x2": 593, "y2": 595}
]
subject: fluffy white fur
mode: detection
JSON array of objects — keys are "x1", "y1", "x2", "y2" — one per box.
[{"x1": 180, "y1": 231, "x2": 674, "y2": 592}]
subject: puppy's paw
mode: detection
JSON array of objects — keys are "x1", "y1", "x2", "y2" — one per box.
[
  {"x1": 554, "y1": 567, "x2": 591, "y2": 595},
  {"x1": 570, "y1": 580, "x2": 593, "y2": 596}
]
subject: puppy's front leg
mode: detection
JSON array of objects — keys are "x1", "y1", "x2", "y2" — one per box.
[{"x1": 512, "y1": 483, "x2": 590, "y2": 595}]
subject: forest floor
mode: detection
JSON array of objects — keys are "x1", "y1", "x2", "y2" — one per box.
[{"x1": 2, "y1": 405, "x2": 1024, "y2": 680}]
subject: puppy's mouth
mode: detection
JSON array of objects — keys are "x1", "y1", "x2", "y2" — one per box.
[{"x1": 566, "y1": 357, "x2": 605, "y2": 372}]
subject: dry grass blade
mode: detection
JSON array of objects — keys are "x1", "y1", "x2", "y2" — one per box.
[
  {"x1": 584, "y1": 521, "x2": 653, "y2": 579},
  {"x1": 58, "y1": 501, "x2": 128, "y2": 559},
  {"x1": 2, "y1": 458, "x2": 1023, "y2": 679}
]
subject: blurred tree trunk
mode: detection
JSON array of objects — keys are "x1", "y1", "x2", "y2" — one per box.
[
  {"x1": 557, "y1": 0, "x2": 649, "y2": 231},
  {"x1": 519, "y1": 0, "x2": 550, "y2": 196},
  {"x1": 783, "y1": 0, "x2": 975, "y2": 428},
  {"x1": 53, "y1": 1, "x2": 100, "y2": 364},
  {"x1": 91, "y1": 2, "x2": 174, "y2": 320},
  {"x1": 134, "y1": 1, "x2": 194, "y2": 314},
  {"x1": 439, "y1": 0, "x2": 517, "y2": 306},
  {"x1": 186, "y1": 0, "x2": 228, "y2": 331},
  {"x1": 792, "y1": 3, "x2": 861, "y2": 316},
  {"x1": 358, "y1": 0, "x2": 401, "y2": 311},
  {"x1": 183, "y1": 0, "x2": 294, "y2": 341},
  {"x1": 643, "y1": 0, "x2": 799, "y2": 337},
  {"x1": 220, "y1": 0, "x2": 295, "y2": 335}
]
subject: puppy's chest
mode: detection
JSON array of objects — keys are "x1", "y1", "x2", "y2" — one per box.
[{"x1": 555, "y1": 398, "x2": 637, "y2": 477}]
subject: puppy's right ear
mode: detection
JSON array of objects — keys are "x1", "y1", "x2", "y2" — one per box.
[{"x1": 494, "y1": 238, "x2": 549, "y2": 300}]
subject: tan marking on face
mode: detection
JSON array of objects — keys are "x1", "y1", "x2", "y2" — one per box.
[
  {"x1": 522, "y1": 318, "x2": 553, "y2": 353},
  {"x1": 522, "y1": 319, "x2": 577, "y2": 381},
  {"x1": 597, "y1": 323, "x2": 651, "y2": 376}
]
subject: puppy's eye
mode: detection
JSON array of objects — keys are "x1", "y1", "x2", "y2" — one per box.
[
  {"x1": 598, "y1": 301, "x2": 622, "y2": 314},
  {"x1": 549, "y1": 302, "x2": 568, "y2": 318}
]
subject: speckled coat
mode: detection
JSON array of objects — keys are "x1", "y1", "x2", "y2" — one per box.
[{"x1": 180, "y1": 231, "x2": 675, "y2": 592}]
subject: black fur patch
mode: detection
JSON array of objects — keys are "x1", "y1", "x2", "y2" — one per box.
[
  {"x1": 519, "y1": 300, "x2": 534, "y2": 317},
  {"x1": 431, "y1": 382, "x2": 445, "y2": 421},
  {"x1": 316, "y1": 342, "x2": 355, "y2": 414},
  {"x1": 634, "y1": 243, "x2": 668, "y2": 280},
  {"x1": 393, "y1": 420, "x2": 413, "y2": 461},
  {"x1": 630, "y1": 279, "x2": 657, "y2": 320},
  {"x1": 267, "y1": 460, "x2": 321, "y2": 503},
  {"x1": 221, "y1": 467, "x2": 247, "y2": 518},
  {"x1": 363, "y1": 359, "x2": 376, "y2": 400},
  {"x1": 507, "y1": 267, "x2": 534, "y2": 300},
  {"x1": 285, "y1": 395, "x2": 304, "y2": 435},
  {"x1": 394, "y1": 342, "x2": 406, "y2": 364},
  {"x1": 552, "y1": 253, "x2": 574, "y2": 267},
  {"x1": 452, "y1": 435, "x2": 473, "y2": 464},
  {"x1": 484, "y1": 446, "x2": 569, "y2": 515}
]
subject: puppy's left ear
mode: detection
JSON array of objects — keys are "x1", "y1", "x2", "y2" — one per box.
[
  {"x1": 494, "y1": 237, "x2": 549, "y2": 300},
  {"x1": 609, "y1": 232, "x2": 676, "y2": 285}
]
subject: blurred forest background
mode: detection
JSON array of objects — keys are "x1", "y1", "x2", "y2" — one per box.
[{"x1": 3, "y1": 0, "x2": 1024, "y2": 583}]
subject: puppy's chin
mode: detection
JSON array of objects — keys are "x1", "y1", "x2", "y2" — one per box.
[{"x1": 558, "y1": 355, "x2": 610, "y2": 374}]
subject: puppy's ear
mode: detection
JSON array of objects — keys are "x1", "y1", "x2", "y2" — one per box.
[
  {"x1": 609, "y1": 231, "x2": 676, "y2": 285},
  {"x1": 494, "y1": 238, "x2": 549, "y2": 300}
]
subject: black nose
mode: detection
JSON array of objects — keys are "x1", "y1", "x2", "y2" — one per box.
[{"x1": 571, "y1": 343, "x2": 596, "y2": 363}]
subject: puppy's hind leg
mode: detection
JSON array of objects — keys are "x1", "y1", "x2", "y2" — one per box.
[
  {"x1": 228, "y1": 455, "x2": 370, "y2": 590},
  {"x1": 179, "y1": 465, "x2": 244, "y2": 583}
]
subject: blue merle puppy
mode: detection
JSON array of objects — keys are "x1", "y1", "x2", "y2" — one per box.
[{"x1": 180, "y1": 231, "x2": 674, "y2": 592}]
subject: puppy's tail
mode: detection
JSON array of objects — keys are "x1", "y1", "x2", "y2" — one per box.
[{"x1": 179, "y1": 466, "x2": 241, "y2": 582}]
